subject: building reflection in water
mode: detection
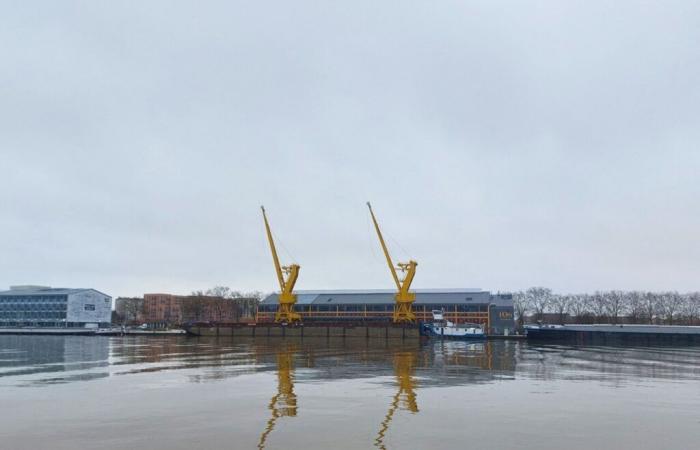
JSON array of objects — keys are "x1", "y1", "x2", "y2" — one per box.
[
  {"x1": 0, "y1": 335, "x2": 522, "y2": 389},
  {"x1": 442, "y1": 340, "x2": 515, "y2": 368},
  {"x1": 7, "y1": 335, "x2": 696, "y2": 396},
  {"x1": 0, "y1": 335, "x2": 110, "y2": 384},
  {"x1": 258, "y1": 343, "x2": 298, "y2": 449}
]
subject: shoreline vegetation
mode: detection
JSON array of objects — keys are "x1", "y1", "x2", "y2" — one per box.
[
  {"x1": 514, "y1": 287, "x2": 700, "y2": 329},
  {"x1": 114, "y1": 285, "x2": 700, "y2": 332}
]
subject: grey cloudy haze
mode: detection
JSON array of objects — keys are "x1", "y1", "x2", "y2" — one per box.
[{"x1": 2, "y1": 1, "x2": 699, "y2": 297}]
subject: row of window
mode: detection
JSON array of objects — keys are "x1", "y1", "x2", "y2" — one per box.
[
  {"x1": 0, "y1": 312, "x2": 67, "y2": 319},
  {"x1": 0, "y1": 321, "x2": 105, "y2": 327},
  {"x1": 0, "y1": 296, "x2": 68, "y2": 303},
  {"x1": 0, "y1": 304, "x2": 67, "y2": 311},
  {"x1": 258, "y1": 304, "x2": 490, "y2": 313}
]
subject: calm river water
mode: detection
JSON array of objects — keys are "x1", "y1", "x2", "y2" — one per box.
[{"x1": 0, "y1": 335, "x2": 698, "y2": 450}]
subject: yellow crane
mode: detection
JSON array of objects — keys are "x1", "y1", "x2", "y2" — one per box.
[
  {"x1": 367, "y1": 202, "x2": 417, "y2": 323},
  {"x1": 261, "y1": 206, "x2": 301, "y2": 323}
]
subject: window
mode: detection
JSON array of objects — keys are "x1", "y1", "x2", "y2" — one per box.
[{"x1": 84, "y1": 304, "x2": 95, "y2": 311}]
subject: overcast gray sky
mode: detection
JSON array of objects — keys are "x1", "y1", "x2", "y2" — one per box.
[{"x1": 2, "y1": 1, "x2": 699, "y2": 297}]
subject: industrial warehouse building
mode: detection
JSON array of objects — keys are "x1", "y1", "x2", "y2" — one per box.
[
  {"x1": 258, "y1": 289, "x2": 515, "y2": 335},
  {"x1": 0, "y1": 286, "x2": 112, "y2": 328}
]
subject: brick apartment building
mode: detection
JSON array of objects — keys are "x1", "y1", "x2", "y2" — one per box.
[
  {"x1": 143, "y1": 293, "x2": 256, "y2": 326},
  {"x1": 143, "y1": 294, "x2": 184, "y2": 324}
]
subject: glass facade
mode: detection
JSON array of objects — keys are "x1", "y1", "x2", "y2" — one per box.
[{"x1": 0, "y1": 295, "x2": 69, "y2": 326}]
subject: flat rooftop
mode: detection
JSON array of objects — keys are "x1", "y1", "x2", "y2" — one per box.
[
  {"x1": 261, "y1": 289, "x2": 513, "y2": 307},
  {"x1": 0, "y1": 287, "x2": 110, "y2": 297}
]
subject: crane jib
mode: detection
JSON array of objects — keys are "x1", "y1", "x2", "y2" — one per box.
[
  {"x1": 261, "y1": 206, "x2": 301, "y2": 323},
  {"x1": 366, "y1": 202, "x2": 418, "y2": 323}
]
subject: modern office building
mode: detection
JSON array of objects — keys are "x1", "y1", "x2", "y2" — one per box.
[
  {"x1": 0, "y1": 286, "x2": 112, "y2": 328},
  {"x1": 258, "y1": 289, "x2": 515, "y2": 335}
]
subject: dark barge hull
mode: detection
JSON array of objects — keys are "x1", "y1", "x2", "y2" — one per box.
[
  {"x1": 185, "y1": 322, "x2": 422, "y2": 340},
  {"x1": 526, "y1": 325, "x2": 700, "y2": 345}
]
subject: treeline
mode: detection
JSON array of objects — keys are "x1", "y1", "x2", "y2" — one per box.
[
  {"x1": 188, "y1": 286, "x2": 262, "y2": 320},
  {"x1": 513, "y1": 287, "x2": 700, "y2": 327}
]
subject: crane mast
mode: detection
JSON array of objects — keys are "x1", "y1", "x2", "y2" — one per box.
[
  {"x1": 261, "y1": 206, "x2": 301, "y2": 323},
  {"x1": 366, "y1": 202, "x2": 417, "y2": 323}
]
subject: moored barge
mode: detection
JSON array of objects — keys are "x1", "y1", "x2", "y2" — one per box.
[{"x1": 525, "y1": 324, "x2": 700, "y2": 344}]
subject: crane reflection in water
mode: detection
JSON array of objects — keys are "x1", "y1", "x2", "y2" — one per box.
[
  {"x1": 257, "y1": 343, "x2": 298, "y2": 449},
  {"x1": 254, "y1": 339, "x2": 509, "y2": 448},
  {"x1": 256, "y1": 343, "x2": 421, "y2": 449},
  {"x1": 374, "y1": 351, "x2": 419, "y2": 449}
]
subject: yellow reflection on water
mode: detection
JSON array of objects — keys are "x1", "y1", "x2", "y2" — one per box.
[
  {"x1": 374, "y1": 351, "x2": 419, "y2": 449},
  {"x1": 258, "y1": 343, "x2": 298, "y2": 449}
]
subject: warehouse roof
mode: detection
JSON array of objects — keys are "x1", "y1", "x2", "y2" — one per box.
[
  {"x1": 284, "y1": 288, "x2": 484, "y2": 295},
  {"x1": 261, "y1": 289, "x2": 513, "y2": 307},
  {"x1": 0, "y1": 286, "x2": 111, "y2": 298}
]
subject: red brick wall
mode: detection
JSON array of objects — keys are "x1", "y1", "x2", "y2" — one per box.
[
  {"x1": 143, "y1": 294, "x2": 244, "y2": 324},
  {"x1": 143, "y1": 294, "x2": 183, "y2": 324}
]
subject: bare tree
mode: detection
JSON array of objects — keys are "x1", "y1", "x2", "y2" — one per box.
[
  {"x1": 189, "y1": 286, "x2": 263, "y2": 321},
  {"x1": 208, "y1": 298, "x2": 227, "y2": 323},
  {"x1": 181, "y1": 296, "x2": 206, "y2": 323},
  {"x1": 605, "y1": 291, "x2": 626, "y2": 325},
  {"x1": 243, "y1": 291, "x2": 264, "y2": 299},
  {"x1": 512, "y1": 290, "x2": 530, "y2": 328},
  {"x1": 115, "y1": 297, "x2": 144, "y2": 325},
  {"x1": 204, "y1": 286, "x2": 234, "y2": 299},
  {"x1": 240, "y1": 291, "x2": 262, "y2": 318},
  {"x1": 658, "y1": 291, "x2": 684, "y2": 325},
  {"x1": 568, "y1": 294, "x2": 591, "y2": 323},
  {"x1": 590, "y1": 292, "x2": 608, "y2": 323},
  {"x1": 506, "y1": 288, "x2": 700, "y2": 326},
  {"x1": 681, "y1": 293, "x2": 700, "y2": 325},
  {"x1": 526, "y1": 287, "x2": 552, "y2": 322},
  {"x1": 549, "y1": 295, "x2": 570, "y2": 324},
  {"x1": 641, "y1": 292, "x2": 659, "y2": 324},
  {"x1": 625, "y1": 291, "x2": 645, "y2": 324}
]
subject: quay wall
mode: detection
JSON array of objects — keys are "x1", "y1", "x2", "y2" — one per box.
[{"x1": 187, "y1": 324, "x2": 421, "y2": 340}]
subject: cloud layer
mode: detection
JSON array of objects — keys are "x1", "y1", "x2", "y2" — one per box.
[{"x1": 2, "y1": 1, "x2": 699, "y2": 296}]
